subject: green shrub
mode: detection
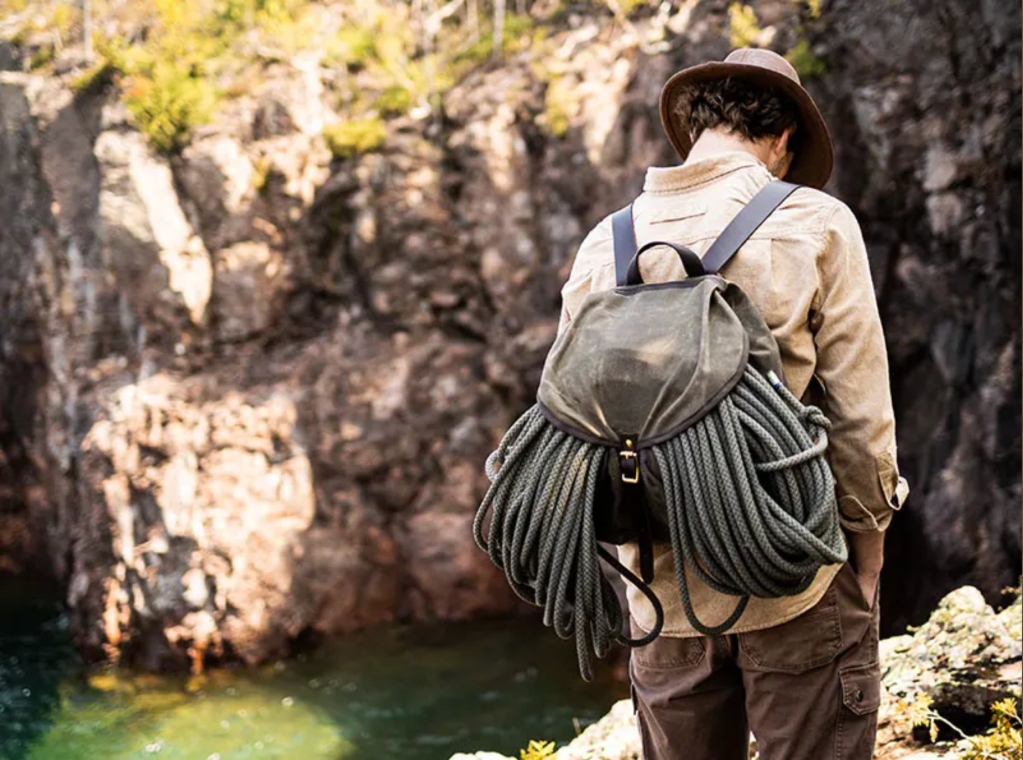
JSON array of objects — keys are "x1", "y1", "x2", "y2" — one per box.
[
  {"x1": 323, "y1": 118, "x2": 387, "y2": 159},
  {"x1": 27, "y1": 42, "x2": 55, "y2": 70},
  {"x1": 452, "y1": 35, "x2": 493, "y2": 66},
  {"x1": 250, "y1": 155, "x2": 274, "y2": 195},
  {"x1": 728, "y1": 3, "x2": 762, "y2": 48},
  {"x1": 543, "y1": 76, "x2": 579, "y2": 139},
  {"x1": 520, "y1": 740, "x2": 556, "y2": 760},
  {"x1": 375, "y1": 85, "x2": 412, "y2": 117},
  {"x1": 453, "y1": 12, "x2": 535, "y2": 64},
  {"x1": 71, "y1": 61, "x2": 114, "y2": 93},
  {"x1": 614, "y1": 0, "x2": 651, "y2": 16},
  {"x1": 785, "y1": 39, "x2": 826, "y2": 79},
  {"x1": 124, "y1": 64, "x2": 217, "y2": 154},
  {"x1": 331, "y1": 25, "x2": 379, "y2": 71},
  {"x1": 92, "y1": 0, "x2": 229, "y2": 153},
  {"x1": 63, "y1": 0, "x2": 552, "y2": 153}
]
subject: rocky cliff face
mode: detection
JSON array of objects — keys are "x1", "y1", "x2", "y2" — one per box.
[
  {"x1": 808, "y1": 0, "x2": 1023, "y2": 633},
  {"x1": 0, "y1": 77, "x2": 59, "y2": 576},
  {"x1": 0, "y1": 0, "x2": 1019, "y2": 669}
]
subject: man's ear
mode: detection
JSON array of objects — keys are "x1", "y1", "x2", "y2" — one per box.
[
  {"x1": 767, "y1": 126, "x2": 796, "y2": 177},
  {"x1": 775, "y1": 125, "x2": 796, "y2": 156}
]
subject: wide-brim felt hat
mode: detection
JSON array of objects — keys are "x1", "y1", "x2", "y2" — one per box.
[{"x1": 659, "y1": 47, "x2": 834, "y2": 189}]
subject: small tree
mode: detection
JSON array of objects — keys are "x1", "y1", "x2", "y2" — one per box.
[
  {"x1": 491, "y1": 0, "x2": 505, "y2": 59},
  {"x1": 82, "y1": 0, "x2": 92, "y2": 62}
]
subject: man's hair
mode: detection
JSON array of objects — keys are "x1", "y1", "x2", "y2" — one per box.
[{"x1": 674, "y1": 77, "x2": 800, "y2": 149}]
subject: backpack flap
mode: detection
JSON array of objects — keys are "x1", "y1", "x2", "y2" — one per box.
[{"x1": 537, "y1": 277, "x2": 750, "y2": 447}]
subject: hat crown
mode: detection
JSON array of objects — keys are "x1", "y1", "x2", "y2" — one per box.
[{"x1": 723, "y1": 48, "x2": 801, "y2": 85}]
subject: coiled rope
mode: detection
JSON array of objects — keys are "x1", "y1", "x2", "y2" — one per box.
[{"x1": 473, "y1": 366, "x2": 847, "y2": 681}]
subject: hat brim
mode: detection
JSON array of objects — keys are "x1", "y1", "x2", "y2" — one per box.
[{"x1": 659, "y1": 61, "x2": 834, "y2": 189}]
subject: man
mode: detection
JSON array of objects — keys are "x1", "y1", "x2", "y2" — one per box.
[{"x1": 558, "y1": 49, "x2": 909, "y2": 760}]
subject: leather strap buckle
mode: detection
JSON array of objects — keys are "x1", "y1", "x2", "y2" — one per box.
[{"x1": 620, "y1": 439, "x2": 640, "y2": 484}]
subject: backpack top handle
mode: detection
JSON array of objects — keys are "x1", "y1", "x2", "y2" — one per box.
[
  {"x1": 624, "y1": 241, "x2": 706, "y2": 286},
  {"x1": 611, "y1": 179, "x2": 800, "y2": 287}
]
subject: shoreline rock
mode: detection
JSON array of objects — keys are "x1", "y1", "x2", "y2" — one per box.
[{"x1": 450, "y1": 586, "x2": 1023, "y2": 760}]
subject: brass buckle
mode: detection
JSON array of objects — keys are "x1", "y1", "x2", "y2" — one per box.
[{"x1": 620, "y1": 439, "x2": 640, "y2": 484}]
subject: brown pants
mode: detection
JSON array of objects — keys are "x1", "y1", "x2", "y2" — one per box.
[{"x1": 629, "y1": 562, "x2": 881, "y2": 760}]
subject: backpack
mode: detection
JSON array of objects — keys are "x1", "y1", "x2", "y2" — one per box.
[{"x1": 473, "y1": 180, "x2": 848, "y2": 680}]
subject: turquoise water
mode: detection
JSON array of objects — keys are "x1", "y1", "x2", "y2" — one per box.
[{"x1": 0, "y1": 576, "x2": 626, "y2": 760}]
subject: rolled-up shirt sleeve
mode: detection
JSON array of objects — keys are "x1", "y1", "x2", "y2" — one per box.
[{"x1": 812, "y1": 202, "x2": 909, "y2": 532}]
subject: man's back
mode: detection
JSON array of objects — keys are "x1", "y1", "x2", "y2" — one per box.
[
  {"x1": 559, "y1": 150, "x2": 903, "y2": 637},
  {"x1": 565, "y1": 151, "x2": 847, "y2": 403},
  {"x1": 470, "y1": 47, "x2": 909, "y2": 760}
]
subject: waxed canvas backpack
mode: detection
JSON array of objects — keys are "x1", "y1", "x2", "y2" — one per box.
[{"x1": 473, "y1": 180, "x2": 847, "y2": 680}]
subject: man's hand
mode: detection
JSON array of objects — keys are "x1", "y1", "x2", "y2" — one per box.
[{"x1": 845, "y1": 529, "x2": 885, "y2": 609}]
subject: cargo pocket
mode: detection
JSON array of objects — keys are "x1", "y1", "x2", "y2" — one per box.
[
  {"x1": 838, "y1": 661, "x2": 881, "y2": 759},
  {"x1": 737, "y1": 584, "x2": 842, "y2": 673}
]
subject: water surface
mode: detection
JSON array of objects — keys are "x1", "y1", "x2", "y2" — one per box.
[{"x1": 0, "y1": 576, "x2": 626, "y2": 760}]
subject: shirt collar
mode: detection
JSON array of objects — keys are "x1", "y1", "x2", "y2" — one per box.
[{"x1": 643, "y1": 151, "x2": 771, "y2": 193}]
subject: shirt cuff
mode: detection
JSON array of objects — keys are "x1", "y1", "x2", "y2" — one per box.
[{"x1": 837, "y1": 475, "x2": 909, "y2": 533}]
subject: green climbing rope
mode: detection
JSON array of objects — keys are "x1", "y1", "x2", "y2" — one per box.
[{"x1": 473, "y1": 366, "x2": 847, "y2": 681}]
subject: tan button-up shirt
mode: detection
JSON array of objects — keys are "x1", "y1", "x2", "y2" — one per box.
[{"x1": 559, "y1": 152, "x2": 908, "y2": 636}]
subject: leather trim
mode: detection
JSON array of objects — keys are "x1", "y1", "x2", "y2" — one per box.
[
  {"x1": 612, "y1": 205, "x2": 637, "y2": 286},
  {"x1": 612, "y1": 275, "x2": 725, "y2": 296}
]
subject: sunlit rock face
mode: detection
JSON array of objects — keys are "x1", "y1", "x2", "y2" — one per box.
[{"x1": 0, "y1": 0, "x2": 1019, "y2": 668}]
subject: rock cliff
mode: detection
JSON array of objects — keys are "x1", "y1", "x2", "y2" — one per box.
[{"x1": 0, "y1": 0, "x2": 1019, "y2": 669}]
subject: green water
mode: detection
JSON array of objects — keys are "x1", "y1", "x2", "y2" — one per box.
[{"x1": 0, "y1": 576, "x2": 626, "y2": 760}]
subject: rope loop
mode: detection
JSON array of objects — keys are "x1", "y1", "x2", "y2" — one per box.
[{"x1": 473, "y1": 366, "x2": 847, "y2": 679}]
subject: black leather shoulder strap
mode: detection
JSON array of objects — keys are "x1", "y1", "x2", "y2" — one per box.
[
  {"x1": 611, "y1": 205, "x2": 637, "y2": 287},
  {"x1": 609, "y1": 180, "x2": 800, "y2": 284},
  {"x1": 702, "y1": 180, "x2": 800, "y2": 274}
]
